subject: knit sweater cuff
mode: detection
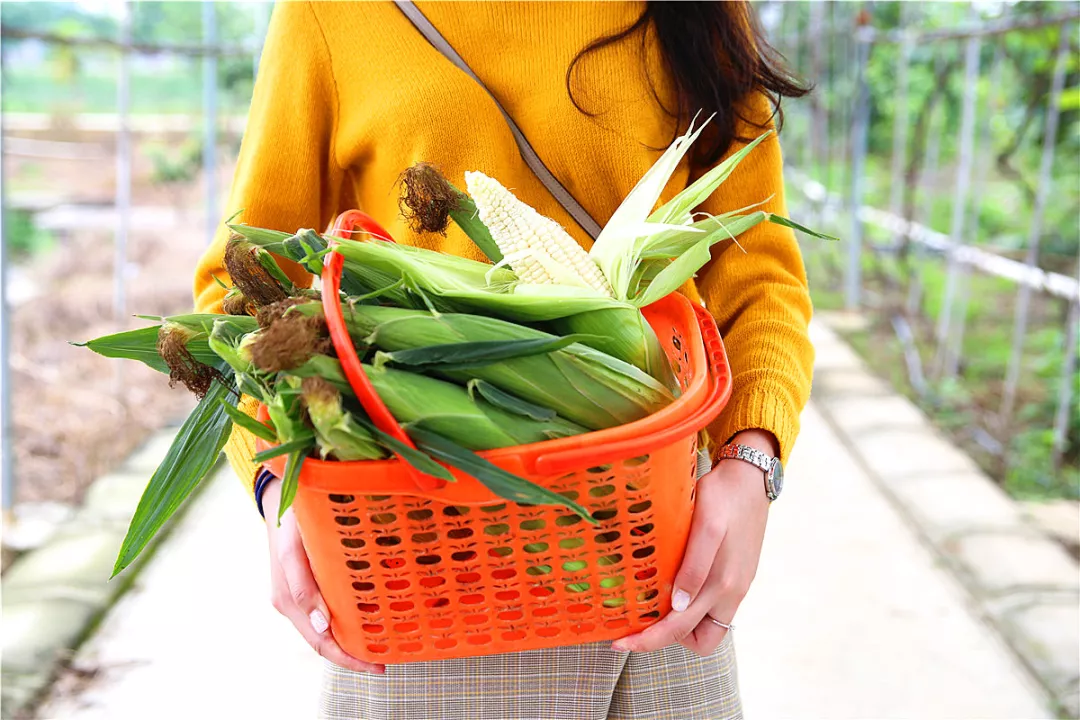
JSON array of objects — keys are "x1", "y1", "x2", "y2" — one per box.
[{"x1": 706, "y1": 382, "x2": 801, "y2": 466}]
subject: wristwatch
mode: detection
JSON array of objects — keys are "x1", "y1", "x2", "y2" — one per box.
[{"x1": 715, "y1": 443, "x2": 784, "y2": 501}]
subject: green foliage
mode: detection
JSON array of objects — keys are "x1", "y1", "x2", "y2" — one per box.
[{"x1": 4, "y1": 209, "x2": 54, "y2": 259}]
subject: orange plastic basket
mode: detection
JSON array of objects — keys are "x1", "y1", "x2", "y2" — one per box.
[{"x1": 258, "y1": 211, "x2": 732, "y2": 664}]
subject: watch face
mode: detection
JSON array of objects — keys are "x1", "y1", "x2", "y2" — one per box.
[{"x1": 768, "y1": 458, "x2": 784, "y2": 498}]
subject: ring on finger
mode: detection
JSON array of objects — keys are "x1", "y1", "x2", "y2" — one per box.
[{"x1": 705, "y1": 614, "x2": 735, "y2": 632}]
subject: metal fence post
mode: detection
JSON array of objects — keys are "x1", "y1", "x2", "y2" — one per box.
[
  {"x1": 1053, "y1": 254, "x2": 1080, "y2": 472},
  {"x1": 1000, "y1": 27, "x2": 1071, "y2": 430},
  {"x1": 846, "y1": 25, "x2": 872, "y2": 310},
  {"x1": 114, "y1": 2, "x2": 132, "y2": 329},
  {"x1": 934, "y1": 32, "x2": 981, "y2": 378},
  {"x1": 203, "y1": 1, "x2": 219, "y2": 246},
  {"x1": 1, "y1": 42, "x2": 13, "y2": 520},
  {"x1": 809, "y1": 0, "x2": 826, "y2": 181},
  {"x1": 887, "y1": 23, "x2": 912, "y2": 243}
]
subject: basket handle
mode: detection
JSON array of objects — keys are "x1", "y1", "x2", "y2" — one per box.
[
  {"x1": 322, "y1": 211, "x2": 445, "y2": 492},
  {"x1": 533, "y1": 303, "x2": 732, "y2": 476}
]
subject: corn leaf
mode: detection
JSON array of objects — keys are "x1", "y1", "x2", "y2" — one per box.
[
  {"x1": 407, "y1": 427, "x2": 597, "y2": 523},
  {"x1": 352, "y1": 417, "x2": 455, "y2": 482},
  {"x1": 219, "y1": 400, "x2": 277, "y2": 443},
  {"x1": 767, "y1": 214, "x2": 840, "y2": 241},
  {"x1": 634, "y1": 234, "x2": 715, "y2": 308},
  {"x1": 112, "y1": 373, "x2": 237, "y2": 576},
  {"x1": 649, "y1": 131, "x2": 772, "y2": 226},
  {"x1": 251, "y1": 436, "x2": 314, "y2": 464},
  {"x1": 449, "y1": 191, "x2": 504, "y2": 263},
  {"x1": 637, "y1": 212, "x2": 768, "y2": 260},
  {"x1": 375, "y1": 334, "x2": 593, "y2": 371},
  {"x1": 276, "y1": 448, "x2": 305, "y2": 521},
  {"x1": 467, "y1": 379, "x2": 557, "y2": 421},
  {"x1": 73, "y1": 327, "x2": 170, "y2": 374}
]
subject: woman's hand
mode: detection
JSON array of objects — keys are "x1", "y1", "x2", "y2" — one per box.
[
  {"x1": 263, "y1": 478, "x2": 386, "y2": 674},
  {"x1": 611, "y1": 429, "x2": 775, "y2": 656}
]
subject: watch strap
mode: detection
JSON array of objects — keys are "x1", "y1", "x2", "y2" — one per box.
[{"x1": 715, "y1": 443, "x2": 774, "y2": 474}]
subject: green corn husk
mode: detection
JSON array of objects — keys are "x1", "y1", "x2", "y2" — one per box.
[
  {"x1": 295, "y1": 303, "x2": 674, "y2": 430},
  {"x1": 286, "y1": 354, "x2": 586, "y2": 450},
  {"x1": 300, "y1": 377, "x2": 386, "y2": 461}
]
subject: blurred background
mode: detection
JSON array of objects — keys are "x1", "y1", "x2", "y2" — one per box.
[{"x1": 1, "y1": 2, "x2": 1077, "y2": 719}]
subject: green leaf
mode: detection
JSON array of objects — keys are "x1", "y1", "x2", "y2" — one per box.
[
  {"x1": 276, "y1": 449, "x2": 305, "y2": 522},
  {"x1": 219, "y1": 401, "x2": 277, "y2": 443},
  {"x1": 227, "y1": 223, "x2": 293, "y2": 246},
  {"x1": 767, "y1": 214, "x2": 839, "y2": 241},
  {"x1": 449, "y1": 191, "x2": 504, "y2": 263},
  {"x1": 75, "y1": 325, "x2": 219, "y2": 375},
  {"x1": 634, "y1": 234, "x2": 715, "y2": 308},
  {"x1": 354, "y1": 418, "x2": 455, "y2": 482},
  {"x1": 379, "y1": 334, "x2": 593, "y2": 371},
  {"x1": 467, "y1": 379, "x2": 557, "y2": 421},
  {"x1": 407, "y1": 427, "x2": 597, "y2": 523},
  {"x1": 112, "y1": 374, "x2": 237, "y2": 576},
  {"x1": 251, "y1": 436, "x2": 314, "y2": 464}
]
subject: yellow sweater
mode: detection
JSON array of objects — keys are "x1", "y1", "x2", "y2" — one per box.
[{"x1": 193, "y1": 1, "x2": 814, "y2": 498}]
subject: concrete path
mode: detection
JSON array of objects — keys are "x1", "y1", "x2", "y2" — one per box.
[{"x1": 37, "y1": 399, "x2": 1053, "y2": 720}]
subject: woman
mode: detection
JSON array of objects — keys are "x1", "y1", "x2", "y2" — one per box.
[{"x1": 194, "y1": 2, "x2": 813, "y2": 718}]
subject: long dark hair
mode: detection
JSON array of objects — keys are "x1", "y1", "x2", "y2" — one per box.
[{"x1": 567, "y1": 1, "x2": 808, "y2": 165}]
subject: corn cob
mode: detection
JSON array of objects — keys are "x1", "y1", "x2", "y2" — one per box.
[
  {"x1": 310, "y1": 303, "x2": 673, "y2": 430},
  {"x1": 465, "y1": 171, "x2": 613, "y2": 296}
]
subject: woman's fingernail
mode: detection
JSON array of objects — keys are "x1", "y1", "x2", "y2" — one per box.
[
  {"x1": 310, "y1": 609, "x2": 329, "y2": 634},
  {"x1": 672, "y1": 589, "x2": 691, "y2": 612}
]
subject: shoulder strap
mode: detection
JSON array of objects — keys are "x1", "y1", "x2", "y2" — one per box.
[{"x1": 393, "y1": 0, "x2": 604, "y2": 240}]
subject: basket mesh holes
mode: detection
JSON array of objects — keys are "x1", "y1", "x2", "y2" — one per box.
[
  {"x1": 400, "y1": 642, "x2": 423, "y2": 654},
  {"x1": 567, "y1": 603, "x2": 591, "y2": 614},
  {"x1": 622, "y1": 455, "x2": 650, "y2": 468},
  {"x1": 635, "y1": 567, "x2": 658, "y2": 581},
  {"x1": 637, "y1": 589, "x2": 660, "y2": 602},
  {"x1": 502, "y1": 630, "x2": 527, "y2": 642},
  {"x1": 357, "y1": 602, "x2": 380, "y2": 613},
  {"x1": 536, "y1": 627, "x2": 561, "y2": 638},
  {"x1": 346, "y1": 560, "x2": 370, "y2": 570},
  {"x1": 523, "y1": 542, "x2": 548, "y2": 554},
  {"x1": 365, "y1": 495, "x2": 392, "y2": 502},
  {"x1": 464, "y1": 614, "x2": 488, "y2": 626},
  {"x1": 431, "y1": 618, "x2": 454, "y2": 629},
  {"x1": 452, "y1": 550, "x2": 477, "y2": 562},
  {"x1": 488, "y1": 546, "x2": 513, "y2": 558},
  {"x1": 602, "y1": 598, "x2": 626, "y2": 609},
  {"x1": 370, "y1": 512, "x2": 396, "y2": 524},
  {"x1": 558, "y1": 537, "x2": 585, "y2": 550},
  {"x1": 420, "y1": 576, "x2": 446, "y2": 588},
  {"x1": 597, "y1": 553, "x2": 622, "y2": 567},
  {"x1": 632, "y1": 546, "x2": 656, "y2": 559},
  {"x1": 390, "y1": 600, "x2": 415, "y2": 611},
  {"x1": 443, "y1": 505, "x2": 470, "y2": 517},
  {"x1": 456, "y1": 572, "x2": 482, "y2": 584},
  {"x1": 434, "y1": 638, "x2": 457, "y2": 650},
  {"x1": 589, "y1": 484, "x2": 616, "y2": 498},
  {"x1": 492, "y1": 568, "x2": 517, "y2": 580},
  {"x1": 562, "y1": 560, "x2": 588, "y2": 572},
  {"x1": 329, "y1": 494, "x2": 355, "y2": 503},
  {"x1": 380, "y1": 558, "x2": 406, "y2": 570},
  {"x1": 557, "y1": 490, "x2": 580, "y2": 501},
  {"x1": 631, "y1": 522, "x2": 655, "y2": 537},
  {"x1": 496, "y1": 590, "x2": 519, "y2": 601},
  {"x1": 534, "y1": 606, "x2": 559, "y2": 618},
  {"x1": 407, "y1": 509, "x2": 434, "y2": 521},
  {"x1": 519, "y1": 519, "x2": 546, "y2": 531},
  {"x1": 565, "y1": 582, "x2": 590, "y2": 593},
  {"x1": 555, "y1": 515, "x2": 582, "y2": 528},
  {"x1": 629, "y1": 500, "x2": 653, "y2": 514},
  {"x1": 625, "y1": 476, "x2": 652, "y2": 492},
  {"x1": 341, "y1": 538, "x2": 366, "y2": 549},
  {"x1": 605, "y1": 618, "x2": 629, "y2": 629},
  {"x1": 367, "y1": 643, "x2": 390, "y2": 654},
  {"x1": 416, "y1": 554, "x2": 442, "y2": 566},
  {"x1": 592, "y1": 508, "x2": 618, "y2": 522},
  {"x1": 386, "y1": 579, "x2": 410, "y2": 591},
  {"x1": 426, "y1": 597, "x2": 450, "y2": 609},
  {"x1": 467, "y1": 634, "x2": 493, "y2": 646},
  {"x1": 460, "y1": 594, "x2": 485, "y2": 606},
  {"x1": 595, "y1": 530, "x2": 621, "y2": 544},
  {"x1": 375, "y1": 535, "x2": 402, "y2": 547},
  {"x1": 335, "y1": 516, "x2": 361, "y2": 526},
  {"x1": 352, "y1": 581, "x2": 376, "y2": 592},
  {"x1": 571, "y1": 622, "x2": 596, "y2": 634},
  {"x1": 480, "y1": 503, "x2": 508, "y2": 513},
  {"x1": 526, "y1": 564, "x2": 553, "y2": 576},
  {"x1": 362, "y1": 623, "x2": 384, "y2": 633},
  {"x1": 411, "y1": 531, "x2": 438, "y2": 543},
  {"x1": 640, "y1": 611, "x2": 661, "y2": 621},
  {"x1": 484, "y1": 523, "x2": 511, "y2": 536},
  {"x1": 600, "y1": 575, "x2": 626, "y2": 589},
  {"x1": 394, "y1": 621, "x2": 420, "y2": 633},
  {"x1": 530, "y1": 586, "x2": 555, "y2": 598},
  {"x1": 499, "y1": 610, "x2": 524, "y2": 621},
  {"x1": 587, "y1": 464, "x2": 613, "y2": 474},
  {"x1": 447, "y1": 528, "x2": 474, "y2": 540}
]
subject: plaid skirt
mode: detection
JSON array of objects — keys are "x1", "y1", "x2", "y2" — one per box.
[{"x1": 318, "y1": 634, "x2": 741, "y2": 720}]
